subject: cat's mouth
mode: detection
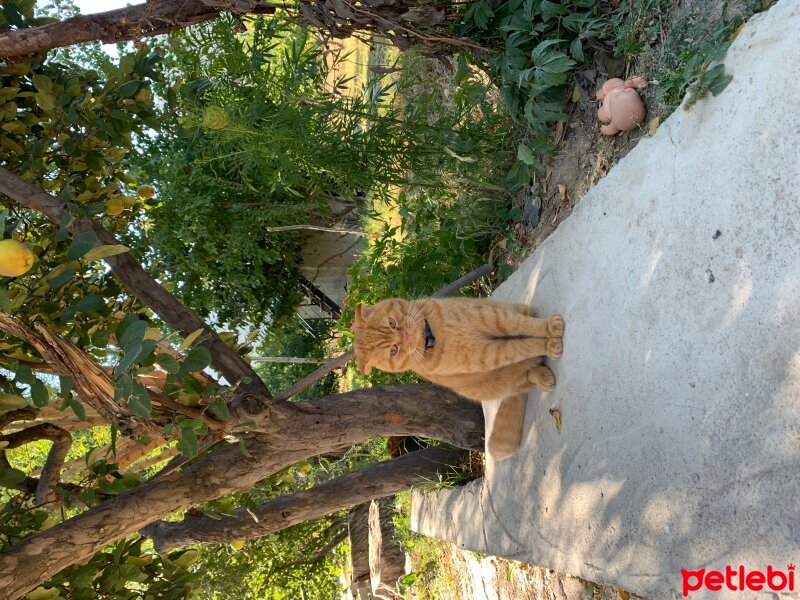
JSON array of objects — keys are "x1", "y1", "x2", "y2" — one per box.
[{"x1": 423, "y1": 319, "x2": 436, "y2": 352}]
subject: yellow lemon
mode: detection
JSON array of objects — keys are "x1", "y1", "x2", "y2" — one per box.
[
  {"x1": 105, "y1": 197, "x2": 124, "y2": 216},
  {"x1": 137, "y1": 184, "x2": 156, "y2": 199},
  {"x1": 0, "y1": 239, "x2": 35, "y2": 277}
]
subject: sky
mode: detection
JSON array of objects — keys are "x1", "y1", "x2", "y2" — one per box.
[
  {"x1": 73, "y1": 0, "x2": 134, "y2": 13},
  {"x1": 72, "y1": 0, "x2": 142, "y2": 55}
]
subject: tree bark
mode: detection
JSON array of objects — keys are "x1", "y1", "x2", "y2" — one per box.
[
  {"x1": 0, "y1": 0, "x2": 278, "y2": 60},
  {"x1": 0, "y1": 313, "x2": 165, "y2": 439},
  {"x1": 349, "y1": 503, "x2": 372, "y2": 596},
  {"x1": 0, "y1": 166, "x2": 268, "y2": 397},
  {"x1": 0, "y1": 0, "x2": 484, "y2": 60},
  {"x1": 0, "y1": 423, "x2": 71, "y2": 506},
  {"x1": 143, "y1": 445, "x2": 466, "y2": 551},
  {"x1": 0, "y1": 385, "x2": 482, "y2": 599},
  {"x1": 369, "y1": 499, "x2": 405, "y2": 599}
]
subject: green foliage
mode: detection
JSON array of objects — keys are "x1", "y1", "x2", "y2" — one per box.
[
  {"x1": 253, "y1": 318, "x2": 339, "y2": 400},
  {"x1": 27, "y1": 537, "x2": 200, "y2": 599},
  {"x1": 337, "y1": 53, "x2": 517, "y2": 387},
  {"x1": 611, "y1": 0, "x2": 765, "y2": 112},
  {"x1": 342, "y1": 189, "x2": 504, "y2": 324},
  {"x1": 132, "y1": 16, "x2": 516, "y2": 329},
  {"x1": 0, "y1": 0, "x2": 207, "y2": 451},
  {"x1": 190, "y1": 521, "x2": 347, "y2": 600},
  {"x1": 458, "y1": 0, "x2": 612, "y2": 185}
]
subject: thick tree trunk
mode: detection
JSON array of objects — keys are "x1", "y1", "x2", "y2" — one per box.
[
  {"x1": 143, "y1": 445, "x2": 467, "y2": 551},
  {"x1": 0, "y1": 0, "x2": 277, "y2": 59},
  {"x1": 369, "y1": 499, "x2": 405, "y2": 599},
  {"x1": 349, "y1": 503, "x2": 372, "y2": 598},
  {"x1": 0, "y1": 385, "x2": 483, "y2": 599}
]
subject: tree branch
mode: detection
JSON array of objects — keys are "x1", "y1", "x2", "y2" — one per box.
[
  {"x1": 0, "y1": 452, "x2": 104, "y2": 508},
  {"x1": 0, "y1": 313, "x2": 163, "y2": 440},
  {"x1": 0, "y1": 407, "x2": 37, "y2": 431},
  {"x1": 265, "y1": 224, "x2": 368, "y2": 236},
  {"x1": 1, "y1": 423, "x2": 72, "y2": 506},
  {"x1": 142, "y1": 445, "x2": 467, "y2": 551},
  {"x1": 0, "y1": 166, "x2": 270, "y2": 398},
  {"x1": 0, "y1": 385, "x2": 483, "y2": 599},
  {"x1": 0, "y1": 0, "x2": 280, "y2": 60}
]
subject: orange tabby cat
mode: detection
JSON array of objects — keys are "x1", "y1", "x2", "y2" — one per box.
[{"x1": 351, "y1": 297, "x2": 564, "y2": 460}]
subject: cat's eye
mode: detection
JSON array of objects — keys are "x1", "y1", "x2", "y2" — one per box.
[
  {"x1": 390, "y1": 344, "x2": 399, "y2": 356},
  {"x1": 388, "y1": 318, "x2": 397, "y2": 329}
]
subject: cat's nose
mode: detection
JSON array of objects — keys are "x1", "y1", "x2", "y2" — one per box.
[{"x1": 402, "y1": 330, "x2": 411, "y2": 342}]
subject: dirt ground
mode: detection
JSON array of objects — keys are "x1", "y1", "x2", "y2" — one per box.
[
  {"x1": 507, "y1": 49, "x2": 655, "y2": 264},
  {"x1": 506, "y1": 0, "x2": 764, "y2": 264}
]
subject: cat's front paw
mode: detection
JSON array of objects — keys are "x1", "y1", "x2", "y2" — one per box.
[
  {"x1": 529, "y1": 365, "x2": 555, "y2": 391},
  {"x1": 546, "y1": 337, "x2": 562, "y2": 359},
  {"x1": 547, "y1": 314, "x2": 564, "y2": 338}
]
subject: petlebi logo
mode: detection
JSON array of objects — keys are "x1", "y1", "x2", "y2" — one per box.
[{"x1": 681, "y1": 564, "x2": 796, "y2": 597}]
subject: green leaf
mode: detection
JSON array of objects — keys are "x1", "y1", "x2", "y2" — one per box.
[
  {"x1": 68, "y1": 397, "x2": 86, "y2": 421},
  {"x1": 0, "y1": 208, "x2": 7, "y2": 236},
  {"x1": 115, "y1": 343, "x2": 142, "y2": 375},
  {"x1": 504, "y1": 160, "x2": 533, "y2": 189},
  {"x1": 116, "y1": 80, "x2": 143, "y2": 98},
  {"x1": 136, "y1": 339, "x2": 157, "y2": 365},
  {"x1": 2, "y1": 121, "x2": 26, "y2": 135},
  {"x1": 60, "y1": 293, "x2": 103, "y2": 322},
  {"x1": 30, "y1": 379, "x2": 49, "y2": 407},
  {"x1": 0, "y1": 287, "x2": 10, "y2": 311},
  {"x1": 179, "y1": 425, "x2": 198, "y2": 457},
  {"x1": 34, "y1": 90, "x2": 57, "y2": 111},
  {"x1": 83, "y1": 244, "x2": 129, "y2": 262},
  {"x1": 47, "y1": 266, "x2": 76, "y2": 289},
  {"x1": 540, "y1": 0, "x2": 568, "y2": 20},
  {"x1": 517, "y1": 143, "x2": 538, "y2": 166},
  {"x1": 59, "y1": 375, "x2": 73, "y2": 398},
  {"x1": 471, "y1": 0, "x2": 494, "y2": 29},
  {"x1": 99, "y1": 565, "x2": 120, "y2": 592},
  {"x1": 0, "y1": 393, "x2": 28, "y2": 411},
  {"x1": 706, "y1": 63, "x2": 733, "y2": 96},
  {"x1": 208, "y1": 397, "x2": 230, "y2": 421},
  {"x1": 126, "y1": 381, "x2": 151, "y2": 417},
  {"x1": 119, "y1": 318, "x2": 147, "y2": 351},
  {"x1": 155, "y1": 353, "x2": 181, "y2": 374},
  {"x1": 0, "y1": 467, "x2": 27, "y2": 487},
  {"x1": 118, "y1": 54, "x2": 136, "y2": 76},
  {"x1": 182, "y1": 346, "x2": 212, "y2": 373},
  {"x1": 32, "y1": 74, "x2": 53, "y2": 92},
  {"x1": 570, "y1": 37, "x2": 585, "y2": 63},
  {"x1": 15, "y1": 365, "x2": 34, "y2": 385}
]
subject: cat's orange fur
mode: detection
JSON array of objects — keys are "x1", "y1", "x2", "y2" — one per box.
[{"x1": 351, "y1": 297, "x2": 564, "y2": 460}]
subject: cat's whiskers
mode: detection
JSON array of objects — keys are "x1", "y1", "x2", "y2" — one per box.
[{"x1": 409, "y1": 346, "x2": 428, "y2": 369}]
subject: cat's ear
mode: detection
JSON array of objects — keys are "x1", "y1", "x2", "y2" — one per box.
[{"x1": 354, "y1": 303, "x2": 371, "y2": 325}]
